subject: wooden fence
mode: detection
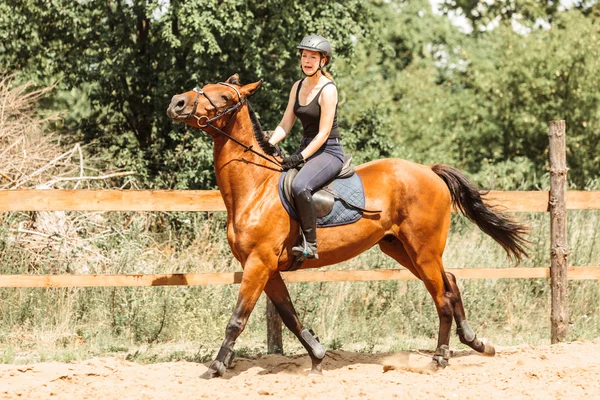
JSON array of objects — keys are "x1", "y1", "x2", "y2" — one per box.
[
  {"x1": 1, "y1": 189, "x2": 599, "y2": 289},
  {"x1": 1, "y1": 121, "x2": 599, "y2": 349}
]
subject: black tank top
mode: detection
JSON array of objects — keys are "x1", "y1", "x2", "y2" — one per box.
[{"x1": 293, "y1": 80, "x2": 340, "y2": 139}]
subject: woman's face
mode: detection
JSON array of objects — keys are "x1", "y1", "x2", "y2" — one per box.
[{"x1": 301, "y1": 49, "x2": 324, "y2": 75}]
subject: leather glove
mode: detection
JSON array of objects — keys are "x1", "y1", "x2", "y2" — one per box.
[
  {"x1": 264, "y1": 142, "x2": 283, "y2": 157},
  {"x1": 259, "y1": 134, "x2": 283, "y2": 157},
  {"x1": 282, "y1": 153, "x2": 304, "y2": 170}
]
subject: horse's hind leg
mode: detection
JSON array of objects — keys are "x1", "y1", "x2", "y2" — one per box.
[
  {"x1": 263, "y1": 272, "x2": 326, "y2": 375},
  {"x1": 380, "y1": 238, "x2": 495, "y2": 361},
  {"x1": 445, "y1": 272, "x2": 495, "y2": 356},
  {"x1": 413, "y1": 258, "x2": 456, "y2": 367},
  {"x1": 379, "y1": 238, "x2": 453, "y2": 367}
]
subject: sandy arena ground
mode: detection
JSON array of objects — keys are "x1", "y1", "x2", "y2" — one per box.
[{"x1": 1, "y1": 341, "x2": 599, "y2": 399}]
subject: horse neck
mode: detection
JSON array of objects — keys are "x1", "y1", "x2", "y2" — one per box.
[{"x1": 212, "y1": 104, "x2": 277, "y2": 213}]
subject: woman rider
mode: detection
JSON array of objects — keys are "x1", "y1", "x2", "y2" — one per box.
[{"x1": 268, "y1": 35, "x2": 345, "y2": 260}]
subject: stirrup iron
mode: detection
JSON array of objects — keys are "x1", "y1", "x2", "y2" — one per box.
[{"x1": 292, "y1": 229, "x2": 318, "y2": 259}]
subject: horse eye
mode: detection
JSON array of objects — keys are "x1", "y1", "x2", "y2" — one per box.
[{"x1": 221, "y1": 95, "x2": 229, "y2": 101}]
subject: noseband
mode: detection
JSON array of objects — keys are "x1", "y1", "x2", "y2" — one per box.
[{"x1": 184, "y1": 82, "x2": 282, "y2": 170}]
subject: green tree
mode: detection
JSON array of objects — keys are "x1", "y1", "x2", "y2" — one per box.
[
  {"x1": 439, "y1": 0, "x2": 584, "y2": 33},
  {"x1": 340, "y1": 1, "x2": 600, "y2": 188},
  {"x1": 0, "y1": 0, "x2": 372, "y2": 188},
  {"x1": 2, "y1": 0, "x2": 599, "y2": 190},
  {"x1": 333, "y1": 0, "x2": 465, "y2": 164},
  {"x1": 441, "y1": 10, "x2": 600, "y2": 187}
]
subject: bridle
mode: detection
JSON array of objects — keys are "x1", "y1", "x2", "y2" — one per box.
[
  {"x1": 183, "y1": 82, "x2": 244, "y2": 128},
  {"x1": 183, "y1": 82, "x2": 282, "y2": 170}
]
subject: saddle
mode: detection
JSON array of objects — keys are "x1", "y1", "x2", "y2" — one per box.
[{"x1": 282, "y1": 154, "x2": 356, "y2": 218}]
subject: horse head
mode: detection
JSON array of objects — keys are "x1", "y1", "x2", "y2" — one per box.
[{"x1": 167, "y1": 74, "x2": 262, "y2": 130}]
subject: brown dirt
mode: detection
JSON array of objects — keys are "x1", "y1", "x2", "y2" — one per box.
[{"x1": 1, "y1": 341, "x2": 599, "y2": 399}]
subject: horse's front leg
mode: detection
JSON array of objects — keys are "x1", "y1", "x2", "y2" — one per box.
[
  {"x1": 264, "y1": 272, "x2": 326, "y2": 375},
  {"x1": 200, "y1": 254, "x2": 274, "y2": 379}
]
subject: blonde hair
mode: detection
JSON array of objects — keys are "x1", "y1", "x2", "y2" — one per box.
[{"x1": 321, "y1": 57, "x2": 333, "y2": 80}]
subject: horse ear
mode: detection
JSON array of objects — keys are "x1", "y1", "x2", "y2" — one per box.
[
  {"x1": 226, "y1": 74, "x2": 241, "y2": 85},
  {"x1": 240, "y1": 80, "x2": 262, "y2": 98}
]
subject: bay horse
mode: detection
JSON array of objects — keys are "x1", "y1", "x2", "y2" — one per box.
[{"x1": 166, "y1": 75, "x2": 528, "y2": 379}]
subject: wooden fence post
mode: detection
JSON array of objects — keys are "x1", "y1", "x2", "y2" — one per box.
[
  {"x1": 549, "y1": 120, "x2": 569, "y2": 344},
  {"x1": 266, "y1": 298, "x2": 283, "y2": 354}
]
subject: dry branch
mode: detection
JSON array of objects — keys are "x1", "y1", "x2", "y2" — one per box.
[{"x1": 0, "y1": 74, "x2": 135, "y2": 271}]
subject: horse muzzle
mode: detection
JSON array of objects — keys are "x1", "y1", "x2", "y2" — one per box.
[{"x1": 167, "y1": 94, "x2": 191, "y2": 120}]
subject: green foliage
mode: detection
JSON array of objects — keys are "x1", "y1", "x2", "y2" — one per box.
[
  {"x1": 443, "y1": 10, "x2": 600, "y2": 187},
  {"x1": 470, "y1": 157, "x2": 546, "y2": 191},
  {"x1": 440, "y1": 0, "x2": 559, "y2": 32},
  {"x1": 339, "y1": 108, "x2": 395, "y2": 164},
  {"x1": 2, "y1": 0, "x2": 600, "y2": 188},
  {"x1": 440, "y1": 0, "x2": 600, "y2": 33},
  {"x1": 0, "y1": 0, "x2": 372, "y2": 189},
  {"x1": 338, "y1": 1, "x2": 600, "y2": 188}
]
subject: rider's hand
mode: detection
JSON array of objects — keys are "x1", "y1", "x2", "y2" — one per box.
[
  {"x1": 261, "y1": 134, "x2": 283, "y2": 157},
  {"x1": 265, "y1": 142, "x2": 283, "y2": 158},
  {"x1": 282, "y1": 153, "x2": 304, "y2": 170}
]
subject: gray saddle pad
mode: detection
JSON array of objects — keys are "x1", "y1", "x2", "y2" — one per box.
[{"x1": 278, "y1": 172, "x2": 365, "y2": 227}]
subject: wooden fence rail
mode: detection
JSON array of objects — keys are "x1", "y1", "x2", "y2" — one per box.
[
  {"x1": 1, "y1": 189, "x2": 600, "y2": 212},
  {"x1": 1, "y1": 267, "x2": 600, "y2": 288}
]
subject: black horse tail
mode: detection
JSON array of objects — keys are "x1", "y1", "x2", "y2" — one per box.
[{"x1": 431, "y1": 164, "x2": 530, "y2": 263}]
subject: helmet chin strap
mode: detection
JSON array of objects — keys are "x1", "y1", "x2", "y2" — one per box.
[{"x1": 303, "y1": 66, "x2": 321, "y2": 77}]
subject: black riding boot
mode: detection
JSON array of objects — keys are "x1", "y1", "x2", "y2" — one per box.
[{"x1": 292, "y1": 189, "x2": 318, "y2": 259}]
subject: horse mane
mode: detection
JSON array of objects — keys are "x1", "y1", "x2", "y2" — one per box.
[{"x1": 247, "y1": 104, "x2": 278, "y2": 156}]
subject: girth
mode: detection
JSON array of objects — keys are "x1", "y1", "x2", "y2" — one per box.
[{"x1": 282, "y1": 154, "x2": 355, "y2": 218}]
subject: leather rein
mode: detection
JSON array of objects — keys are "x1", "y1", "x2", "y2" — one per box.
[{"x1": 184, "y1": 82, "x2": 283, "y2": 171}]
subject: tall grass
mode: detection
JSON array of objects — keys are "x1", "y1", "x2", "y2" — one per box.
[{"x1": 1, "y1": 208, "x2": 599, "y2": 364}]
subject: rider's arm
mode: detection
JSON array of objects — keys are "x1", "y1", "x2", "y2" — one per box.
[
  {"x1": 299, "y1": 84, "x2": 337, "y2": 160},
  {"x1": 269, "y1": 81, "x2": 299, "y2": 146}
]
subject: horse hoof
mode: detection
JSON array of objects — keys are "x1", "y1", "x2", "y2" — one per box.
[
  {"x1": 199, "y1": 370, "x2": 217, "y2": 380},
  {"x1": 309, "y1": 359, "x2": 323, "y2": 376},
  {"x1": 432, "y1": 355, "x2": 448, "y2": 369},
  {"x1": 481, "y1": 338, "x2": 496, "y2": 357},
  {"x1": 199, "y1": 361, "x2": 226, "y2": 379}
]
